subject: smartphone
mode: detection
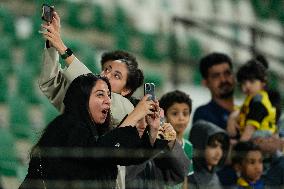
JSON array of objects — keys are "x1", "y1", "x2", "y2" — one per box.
[
  {"x1": 41, "y1": 4, "x2": 54, "y2": 23},
  {"x1": 144, "y1": 83, "x2": 155, "y2": 101}
]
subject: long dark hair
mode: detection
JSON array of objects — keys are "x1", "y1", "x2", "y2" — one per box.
[{"x1": 33, "y1": 74, "x2": 112, "y2": 152}]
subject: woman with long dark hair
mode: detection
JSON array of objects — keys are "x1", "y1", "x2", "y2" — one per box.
[{"x1": 19, "y1": 74, "x2": 161, "y2": 189}]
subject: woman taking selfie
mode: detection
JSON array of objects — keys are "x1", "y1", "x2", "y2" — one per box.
[{"x1": 19, "y1": 74, "x2": 161, "y2": 189}]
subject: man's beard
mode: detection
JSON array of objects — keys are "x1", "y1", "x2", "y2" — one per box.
[
  {"x1": 219, "y1": 89, "x2": 234, "y2": 99},
  {"x1": 219, "y1": 82, "x2": 234, "y2": 99}
]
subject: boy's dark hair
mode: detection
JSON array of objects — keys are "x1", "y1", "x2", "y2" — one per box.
[
  {"x1": 232, "y1": 141, "x2": 262, "y2": 165},
  {"x1": 101, "y1": 50, "x2": 144, "y2": 98},
  {"x1": 159, "y1": 90, "x2": 192, "y2": 115},
  {"x1": 237, "y1": 59, "x2": 267, "y2": 84},
  {"x1": 199, "y1": 52, "x2": 233, "y2": 79}
]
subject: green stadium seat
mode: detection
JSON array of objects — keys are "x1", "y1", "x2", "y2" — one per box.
[
  {"x1": 0, "y1": 7, "x2": 16, "y2": 38},
  {"x1": 187, "y1": 37, "x2": 203, "y2": 62},
  {"x1": 8, "y1": 95, "x2": 32, "y2": 139},
  {"x1": 40, "y1": 98, "x2": 59, "y2": 125},
  {"x1": 0, "y1": 71, "x2": 8, "y2": 103},
  {"x1": 113, "y1": 6, "x2": 130, "y2": 50},
  {"x1": 0, "y1": 127, "x2": 19, "y2": 176},
  {"x1": 0, "y1": 36, "x2": 13, "y2": 75},
  {"x1": 144, "y1": 72, "x2": 164, "y2": 88},
  {"x1": 23, "y1": 38, "x2": 43, "y2": 76},
  {"x1": 141, "y1": 33, "x2": 162, "y2": 61},
  {"x1": 193, "y1": 66, "x2": 202, "y2": 85},
  {"x1": 92, "y1": 4, "x2": 108, "y2": 31},
  {"x1": 15, "y1": 64, "x2": 39, "y2": 104},
  {"x1": 66, "y1": 2, "x2": 92, "y2": 29}
]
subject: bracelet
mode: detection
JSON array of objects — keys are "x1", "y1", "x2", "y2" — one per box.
[{"x1": 60, "y1": 48, "x2": 73, "y2": 59}]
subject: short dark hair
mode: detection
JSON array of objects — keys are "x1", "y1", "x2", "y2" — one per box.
[
  {"x1": 232, "y1": 141, "x2": 262, "y2": 165},
  {"x1": 101, "y1": 50, "x2": 144, "y2": 97},
  {"x1": 236, "y1": 59, "x2": 267, "y2": 84},
  {"x1": 199, "y1": 52, "x2": 233, "y2": 79},
  {"x1": 159, "y1": 90, "x2": 192, "y2": 115}
]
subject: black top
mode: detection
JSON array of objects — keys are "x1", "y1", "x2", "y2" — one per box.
[{"x1": 19, "y1": 74, "x2": 153, "y2": 189}]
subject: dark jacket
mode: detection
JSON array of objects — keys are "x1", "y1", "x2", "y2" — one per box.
[
  {"x1": 19, "y1": 74, "x2": 152, "y2": 189},
  {"x1": 125, "y1": 141, "x2": 190, "y2": 189},
  {"x1": 188, "y1": 120, "x2": 230, "y2": 189}
]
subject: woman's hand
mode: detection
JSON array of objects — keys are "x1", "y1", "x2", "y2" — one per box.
[
  {"x1": 146, "y1": 110, "x2": 160, "y2": 145},
  {"x1": 41, "y1": 11, "x2": 66, "y2": 54},
  {"x1": 119, "y1": 95, "x2": 156, "y2": 128},
  {"x1": 158, "y1": 123, "x2": 177, "y2": 149},
  {"x1": 158, "y1": 123, "x2": 176, "y2": 141}
]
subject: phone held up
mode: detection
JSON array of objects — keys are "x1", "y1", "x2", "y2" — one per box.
[
  {"x1": 41, "y1": 4, "x2": 54, "y2": 23},
  {"x1": 144, "y1": 83, "x2": 155, "y2": 101}
]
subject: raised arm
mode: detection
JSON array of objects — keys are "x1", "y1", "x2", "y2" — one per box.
[{"x1": 39, "y1": 11, "x2": 91, "y2": 112}]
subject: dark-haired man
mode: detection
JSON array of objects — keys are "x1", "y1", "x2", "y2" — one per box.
[{"x1": 192, "y1": 52, "x2": 235, "y2": 130}]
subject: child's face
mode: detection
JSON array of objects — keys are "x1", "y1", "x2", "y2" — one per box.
[
  {"x1": 241, "y1": 79, "x2": 265, "y2": 96},
  {"x1": 205, "y1": 141, "x2": 223, "y2": 168},
  {"x1": 241, "y1": 150, "x2": 263, "y2": 183},
  {"x1": 165, "y1": 103, "x2": 190, "y2": 135}
]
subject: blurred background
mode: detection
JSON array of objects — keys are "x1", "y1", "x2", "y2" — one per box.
[{"x1": 0, "y1": 0, "x2": 284, "y2": 188}]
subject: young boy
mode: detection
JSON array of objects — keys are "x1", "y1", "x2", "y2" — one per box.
[
  {"x1": 159, "y1": 90, "x2": 194, "y2": 176},
  {"x1": 232, "y1": 141, "x2": 264, "y2": 189},
  {"x1": 159, "y1": 90, "x2": 194, "y2": 188},
  {"x1": 227, "y1": 59, "x2": 277, "y2": 141},
  {"x1": 188, "y1": 120, "x2": 230, "y2": 189}
]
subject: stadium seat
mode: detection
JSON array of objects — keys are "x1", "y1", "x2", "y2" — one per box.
[
  {"x1": 0, "y1": 72, "x2": 8, "y2": 103},
  {"x1": 0, "y1": 7, "x2": 16, "y2": 38},
  {"x1": 92, "y1": 4, "x2": 108, "y2": 31},
  {"x1": 23, "y1": 38, "x2": 43, "y2": 76},
  {"x1": 15, "y1": 64, "x2": 39, "y2": 104},
  {"x1": 113, "y1": 6, "x2": 130, "y2": 50},
  {"x1": 66, "y1": 2, "x2": 97, "y2": 30},
  {"x1": 141, "y1": 33, "x2": 162, "y2": 61},
  {"x1": 0, "y1": 127, "x2": 19, "y2": 177},
  {"x1": 40, "y1": 98, "x2": 59, "y2": 126},
  {"x1": 144, "y1": 72, "x2": 164, "y2": 88},
  {"x1": 0, "y1": 36, "x2": 13, "y2": 75},
  {"x1": 187, "y1": 37, "x2": 203, "y2": 62},
  {"x1": 8, "y1": 95, "x2": 32, "y2": 139}
]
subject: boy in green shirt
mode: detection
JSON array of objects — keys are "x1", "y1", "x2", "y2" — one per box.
[{"x1": 160, "y1": 90, "x2": 194, "y2": 188}]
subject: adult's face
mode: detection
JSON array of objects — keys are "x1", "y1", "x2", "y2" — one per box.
[
  {"x1": 101, "y1": 60, "x2": 131, "y2": 97},
  {"x1": 203, "y1": 63, "x2": 235, "y2": 99},
  {"x1": 89, "y1": 80, "x2": 111, "y2": 124}
]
